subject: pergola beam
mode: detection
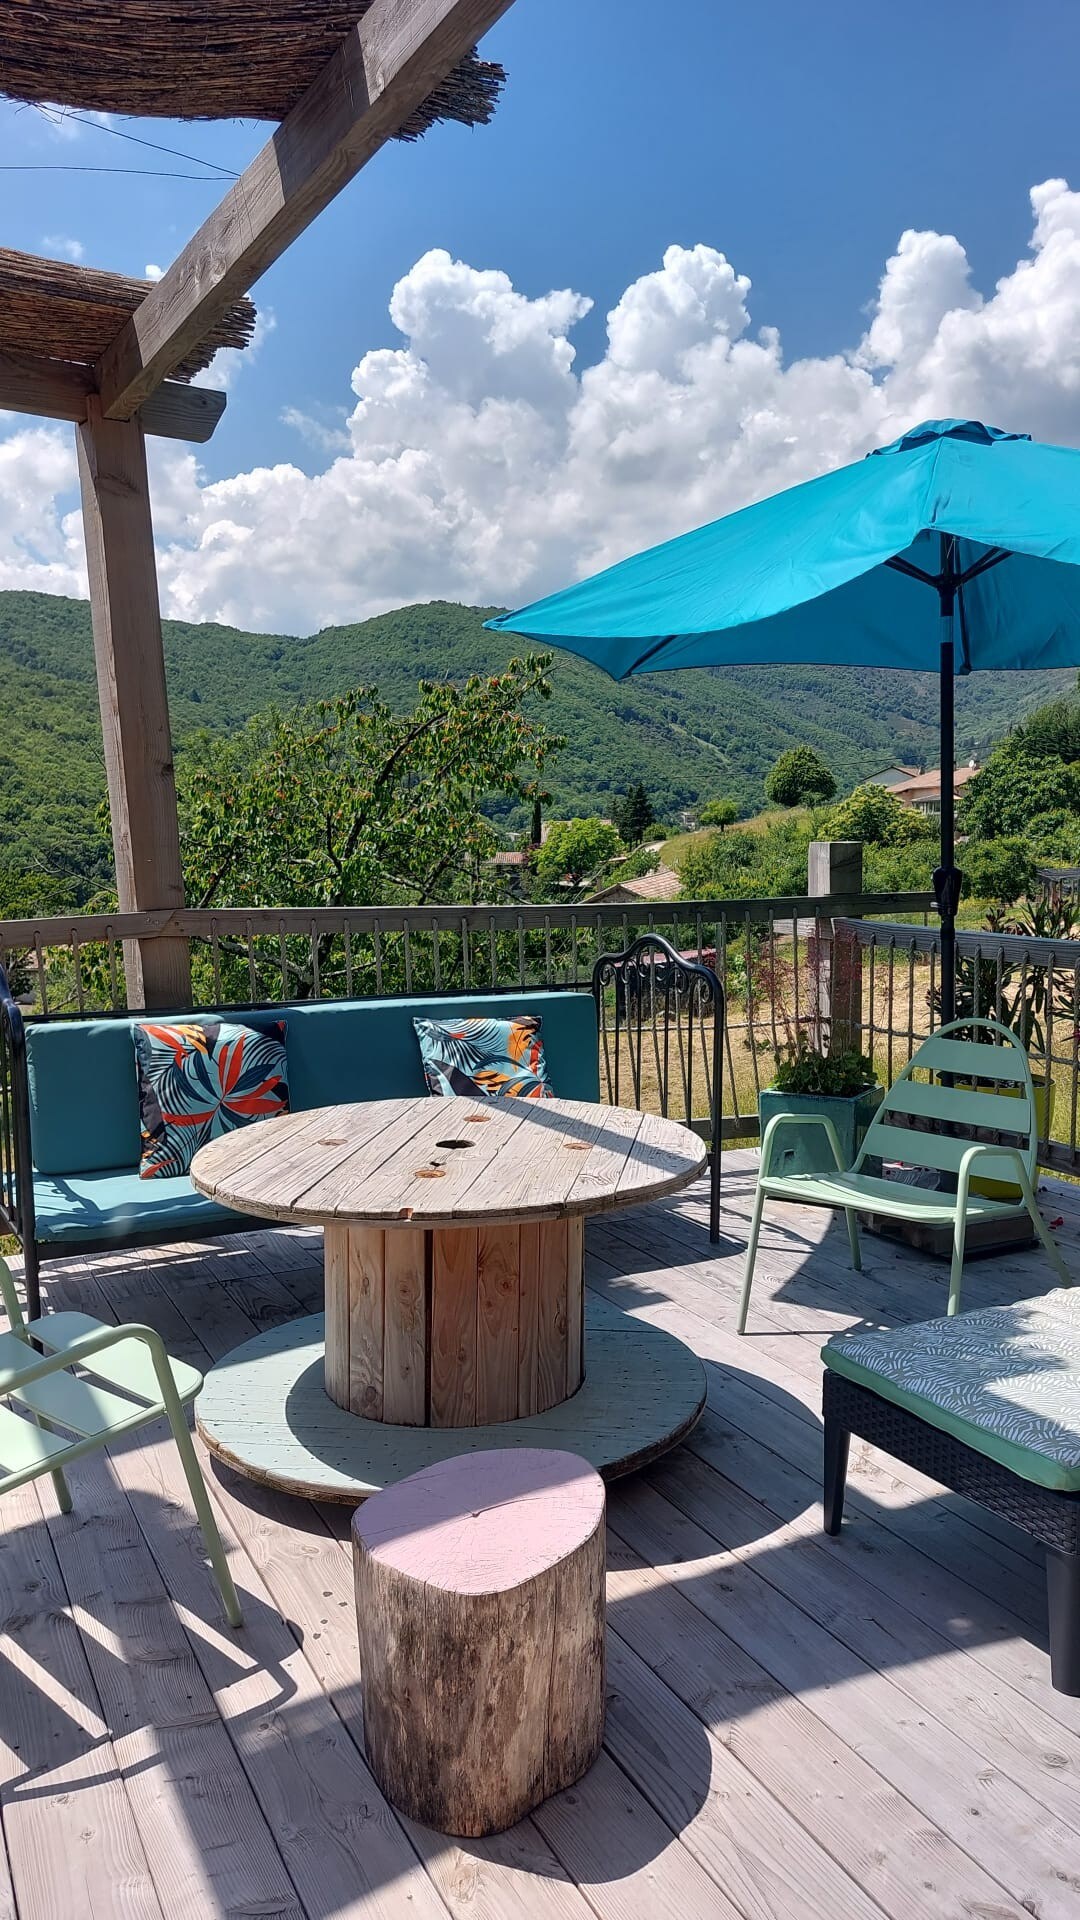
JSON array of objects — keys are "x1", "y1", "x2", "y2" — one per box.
[
  {"x1": 0, "y1": 351, "x2": 226, "y2": 443},
  {"x1": 95, "y1": 0, "x2": 513, "y2": 418}
]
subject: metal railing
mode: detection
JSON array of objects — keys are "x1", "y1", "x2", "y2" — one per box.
[
  {"x1": 0, "y1": 891, "x2": 932, "y2": 1141},
  {"x1": 836, "y1": 918, "x2": 1080, "y2": 1173},
  {"x1": 9, "y1": 886, "x2": 1080, "y2": 1225}
]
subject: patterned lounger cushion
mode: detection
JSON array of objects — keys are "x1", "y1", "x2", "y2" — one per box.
[{"x1": 823, "y1": 1289, "x2": 1080, "y2": 1491}]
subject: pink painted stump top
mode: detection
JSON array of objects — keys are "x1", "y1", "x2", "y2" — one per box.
[{"x1": 353, "y1": 1447, "x2": 606, "y2": 1596}]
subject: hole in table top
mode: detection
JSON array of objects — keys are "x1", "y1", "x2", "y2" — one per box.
[
  {"x1": 317, "y1": 1138, "x2": 346, "y2": 1146},
  {"x1": 563, "y1": 1141, "x2": 590, "y2": 1151},
  {"x1": 464, "y1": 1114, "x2": 491, "y2": 1123},
  {"x1": 435, "y1": 1138, "x2": 474, "y2": 1150},
  {"x1": 414, "y1": 1166, "x2": 447, "y2": 1178}
]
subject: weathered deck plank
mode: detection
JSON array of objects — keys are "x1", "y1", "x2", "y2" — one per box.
[
  {"x1": 1, "y1": 1149, "x2": 1078, "y2": 1919},
  {"x1": 604, "y1": 1531, "x2": 1015, "y2": 1920},
  {"x1": 32, "y1": 1448, "x2": 303, "y2": 1920},
  {"x1": 0, "y1": 1473, "x2": 164, "y2": 1920}
]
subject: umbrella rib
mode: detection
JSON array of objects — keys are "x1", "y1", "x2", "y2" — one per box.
[
  {"x1": 957, "y1": 580, "x2": 973, "y2": 673},
  {"x1": 957, "y1": 546, "x2": 1011, "y2": 586},
  {"x1": 884, "y1": 555, "x2": 939, "y2": 587},
  {"x1": 885, "y1": 547, "x2": 1012, "y2": 591}
]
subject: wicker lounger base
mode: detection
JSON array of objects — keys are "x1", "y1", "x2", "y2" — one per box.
[{"x1": 822, "y1": 1370, "x2": 1080, "y2": 1695}]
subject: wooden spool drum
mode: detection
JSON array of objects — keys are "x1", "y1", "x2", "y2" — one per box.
[
  {"x1": 324, "y1": 1217, "x2": 585, "y2": 1428},
  {"x1": 352, "y1": 1448, "x2": 606, "y2": 1836}
]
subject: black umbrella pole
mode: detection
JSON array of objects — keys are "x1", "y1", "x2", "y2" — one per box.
[{"x1": 936, "y1": 626, "x2": 958, "y2": 1026}]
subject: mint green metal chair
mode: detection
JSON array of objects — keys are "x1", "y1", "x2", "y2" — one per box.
[
  {"x1": 738, "y1": 1018, "x2": 1071, "y2": 1334},
  {"x1": 0, "y1": 1256, "x2": 241, "y2": 1626}
]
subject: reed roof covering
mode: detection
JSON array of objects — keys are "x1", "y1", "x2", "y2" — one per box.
[
  {"x1": 0, "y1": 3, "x2": 505, "y2": 128},
  {"x1": 0, "y1": 251, "x2": 257, "y2": 379}
]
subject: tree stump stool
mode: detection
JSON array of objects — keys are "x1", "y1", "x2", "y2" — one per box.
[{"x1": 352, "y1": 1447, "x2": 606, "y2": 1836}]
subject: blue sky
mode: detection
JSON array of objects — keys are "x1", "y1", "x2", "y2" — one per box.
[
  {"x1": 5, "y1": 0, "x2": 1080, "y2": 631},
  {"x1": 4, "y1": 0, "x2": 1077, "y2": 479}
]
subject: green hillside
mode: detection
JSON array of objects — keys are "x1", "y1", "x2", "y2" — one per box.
[{"x1": 0, "y1": 589, "x2": 1071, "y2": 899}]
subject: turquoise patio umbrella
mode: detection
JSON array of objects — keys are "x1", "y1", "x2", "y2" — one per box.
[{"x1": 486, "y1": 419, "x2": 1080, "y2": 1021}]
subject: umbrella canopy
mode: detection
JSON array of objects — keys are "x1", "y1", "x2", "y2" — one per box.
[
  {"x1": 486, "y1": 418, "x2": 1080, "y2": 1022},
  {"x1": 486, "y1": 420, "x2": 1080, "y2": 676}
]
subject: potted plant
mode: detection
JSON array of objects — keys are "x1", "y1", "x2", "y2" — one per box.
[{"x1": 758, "y1": 1033, "x2": 881, "y2": 1178}]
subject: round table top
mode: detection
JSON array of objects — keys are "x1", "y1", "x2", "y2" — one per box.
[{"x1": 189, "y1": 1093, "x2": 707, "y2": 1229}]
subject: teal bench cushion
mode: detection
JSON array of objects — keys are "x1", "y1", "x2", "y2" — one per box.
[
  {"x1": 32, "y1": 1168, "x2": 267, "y2": 1245},
  {"x1": 823, "y1": 1289, "x2": 1080, "y2": 1492},
  {"x1": 25, "y1": 991, "x2": 599, "y2": 1177}
]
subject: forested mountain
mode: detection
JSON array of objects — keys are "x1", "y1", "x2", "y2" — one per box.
[{"x1": 0, "y1": 590, "x2": 1069, "y2": 898}]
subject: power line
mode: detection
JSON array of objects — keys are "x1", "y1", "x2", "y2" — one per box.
[
  {"x1": 0, "y1": 163, "x2": 230, "y2": 180},
  {"x1": 30, "y1": 103, "x2": 237, "y2": 178}
]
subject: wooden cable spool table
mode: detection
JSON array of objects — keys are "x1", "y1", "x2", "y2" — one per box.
[{"x1": 191, "y1": 1094, "x2": 708, "y2": 1501}]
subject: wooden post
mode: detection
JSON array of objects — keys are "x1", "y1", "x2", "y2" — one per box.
[
  {"x1": 808, "y1": 840, "x2": 863, "y2": 1054},
  {"x1": 77, "y1": 398, "x2": 190, "y2": 1009}
]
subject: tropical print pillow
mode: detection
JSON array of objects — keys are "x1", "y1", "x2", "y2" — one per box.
[
  {"x1": 413, "y1": 1014, "x2": 554, "y2": 1100},
  {"x1": 134, "y1": 1019, "x2": 289, "y2": 1179}
]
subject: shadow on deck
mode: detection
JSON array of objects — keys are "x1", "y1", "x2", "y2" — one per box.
[{"x1": 1, "y1": 1148, "x2": 1079, "y2": 1920}]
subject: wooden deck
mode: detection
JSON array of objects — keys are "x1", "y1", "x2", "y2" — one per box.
[{"x1": 3, "y1": 1148, "x2": 1080, "y2": 1919}]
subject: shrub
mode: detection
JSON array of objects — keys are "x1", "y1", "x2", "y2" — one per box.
[
  {"x1": 765, "y1": 745, "x2": 836, "y2": 807},
  {"x1": 699, "y1": 796, "x2": 738, "y2": 829},
  {"x1": 961, "y1": 837, "x2": 1037, "y2": 904},
  {"x1": 820, "y1": 783, "x2": 933, "y2": 848}
]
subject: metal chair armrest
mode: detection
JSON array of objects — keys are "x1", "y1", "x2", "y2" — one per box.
[
  {"x1": 0, "y1": 1320, "x2": 173, "y2": 1398},
  {"x1": 955, "y1": 1141, "x2": 1036, "y2": 1196}
]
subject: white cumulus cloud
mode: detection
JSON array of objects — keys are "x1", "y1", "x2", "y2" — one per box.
[
  {"x1": 0, "y1": 427, "x2": 84, "y2": 595},
  {"x1": 42, "y1": 234, "x2": 85, "y2": 262},
  {"x1": 7, "y1": 181, "x2": 1080, "y2": 633}
]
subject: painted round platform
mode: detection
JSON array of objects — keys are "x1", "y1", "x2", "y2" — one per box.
[{"x1": 196, "y1": 1297, "x2": 706, "y2": 1503}]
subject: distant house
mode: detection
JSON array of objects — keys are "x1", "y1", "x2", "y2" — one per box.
[
  {"x1": 588, "y1": 867, "x2": 681, "y2": 905},
  {"x1": 865, "y1": 765, "x2": 920, "y2": 788},
  {"x1": 892, "y1": 761, "x2": 979, "y2": 816},
  {"x1": 490, "y1": 848, "x2": 532, "y2": 896}
]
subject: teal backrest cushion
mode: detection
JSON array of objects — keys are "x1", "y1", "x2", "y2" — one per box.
[
  {"x1": 26, "y1": 991, "x2": 599, "y2": 1175},
  {"x1": 283, "y1": 992, "x2": 599, "y2": 1112},
  {"x1": 27, "y1": 1019, "x2": 142, "y2": 1175}
]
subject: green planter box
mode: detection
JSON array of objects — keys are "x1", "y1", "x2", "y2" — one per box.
[{"x1": 758, "y1": 1086, "x2": 883, "y2": 1177}]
